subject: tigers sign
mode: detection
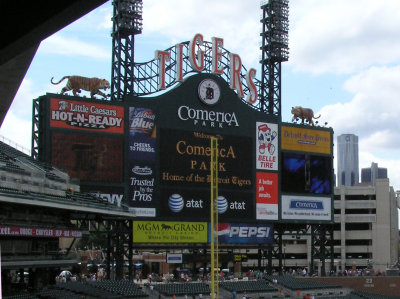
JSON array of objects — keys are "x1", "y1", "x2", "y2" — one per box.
[{"x1": 49, "y1": 98, "x2": 124, "y2": 134}]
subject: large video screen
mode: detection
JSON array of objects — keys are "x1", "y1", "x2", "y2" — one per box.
[
  {"x1": 281, "y1": 152, "x2": 331, "y2": 194},
  {"x1": 51, "y1": 132, "x2": 123, "y2": 182}
]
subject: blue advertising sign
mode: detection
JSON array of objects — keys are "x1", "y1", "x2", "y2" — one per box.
[
  {"x1": 281, "y1": 195, "x2": 331, "y2": 221},
  {"x1": 209, "y1": 223, "x2": 274, "y2": 244}
]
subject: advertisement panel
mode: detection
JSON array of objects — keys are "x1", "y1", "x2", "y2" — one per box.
[
  {"x1": 281, "y1": 195, "x2": 331, "y2": 221},
  {"x1": 128, "y1": 107, "x2": 156, "y2": 162},
  {"x1": 211, "y1": 223, "x2": 274, "y2": 244},
  {"x1": 128, "y1": 107, "x2": 157, "y2": 215},
  {"x1": 160, "y1": 129, "x2": 252, "y2": 190},
  {"x1": 160, "y1": 188, "x2": 253, "y2": 221},
  {"x1": 51, "y1": 132, "x2": 123, "y2": 182},
  {"x1": 0, "y1": 226, "x2": 82, "y2": 238},
  {"x1": 80, "y1": 185, "x2": 124, "y2": 207},
  {"x1": 281, "y1": 125, "x2": 331, "y2": 154},
  {"x1": 133, "y1": 221, "x2": 207, "y2": 243},
  {"x1": 256, "y1": 172, "x2": 278, "y2": 220},
  {"x1": 281, "y1": 152, "x2": 331, "y2": 195},
  {"x1": 49, "y1": 98, "x2": 124, "y2": 134},
  {"x1": 128, "y1": 162, "x2": 156, "y2": 217},
  {"x1": 166, "y1": 253, "x2": 183, "y2": 264},
  {"x1": 256, "y1": 122, "x2": 278, "y2": 170}
]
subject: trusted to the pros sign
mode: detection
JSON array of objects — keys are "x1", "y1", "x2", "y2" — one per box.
[{"x1": 133, "y1": 221, "x2": 208, "y2": 243}]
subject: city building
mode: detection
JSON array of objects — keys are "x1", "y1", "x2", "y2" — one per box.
[
  {"x1": 337, "y1": 134, "x2": 359, "y2": 186},
  {"x1": 273, "y1": 178, "x2": 399, "y2": 274},
  {"x1": 361, "y1": 162, "x2": 388, "y2": 185}
]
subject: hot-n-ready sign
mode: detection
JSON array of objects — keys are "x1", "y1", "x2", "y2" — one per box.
[{"x1": 50, "y1": 98, "x2": 124, "y2": 134}]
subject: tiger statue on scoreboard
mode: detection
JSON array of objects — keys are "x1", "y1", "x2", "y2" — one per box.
[
  {"x1": 51, "y1": 75, "x2": 110, "y2": 99},
  {"x1": 291, "y1": 106, "x2": 321, "y2": 126}
]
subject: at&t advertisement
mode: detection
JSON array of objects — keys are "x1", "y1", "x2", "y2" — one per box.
[{"x1": 160, "y1": 188, "x2": 253, "y2": 221}]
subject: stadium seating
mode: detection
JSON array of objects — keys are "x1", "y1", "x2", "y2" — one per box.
[
  {"x1": 154, "y1": 282, "x2": 210, "y2": 296},
  {"x1": 264, "y1": 275, "x2": 341, "y2": 290},
  {"x1": 220, "y1": 280, "x2": 278, "y2": 293}
]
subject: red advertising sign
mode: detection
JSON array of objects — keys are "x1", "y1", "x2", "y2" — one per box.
[
  {"x1": 0, "y1": 226, "x2": 82, "y2": 238},
  {"x1": 256, "y1": 172, "x2": 278, "y2": 204},
  {"x1": 256, "y1": 172, "x2": 278, "y2": 220},
  {"x1": 49, "y1": 98, "x2": 124, "y2": 134}
]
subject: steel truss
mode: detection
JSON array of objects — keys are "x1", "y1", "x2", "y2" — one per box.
[
  {"x1": 310, "y1": 224, "x2": 335, "y2": 276},
  {"x1": 270, "y1": 224, "x2": 334, "y2": 276},
  {"x1": 111, "y1": 0, "x2": 143, "y2": 101},
  {"x1": 260, "y1": 0, "x2": 289, "y2": 116},
  {"x1": 132, "y1": 41, "x2": 268, "y2": 112},
  {"x1": 75, "y1": 218, "x2": 133, "y2": 280},
  {"x1": 31, "y1": 98, "x2": 43, "y2": 160}
]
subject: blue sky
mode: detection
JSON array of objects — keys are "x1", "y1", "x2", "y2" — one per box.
[{"x1": 2, "y1": 0, "x2": 400, "y2": 201}]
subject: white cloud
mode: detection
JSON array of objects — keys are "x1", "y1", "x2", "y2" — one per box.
[
  {"x1": 142, "y1": 0, "x2": 261, "y2": 67},
  {"x1": 318, "y1": 65, "x2": 400, "y2": 190},
  {"x1": 289, "y1": 0, "x2": 400, "y2": 74},
  {"x1": 39, "y1": 34, "x2": 110, "y2": 60},
  {"x1": 319, "y1": 65, "x2": 400, "y2": 148},
  {"x1": 0, "y1": 78, "x2": 61, "y2": 151},
  {"x1": 0, "y1": 110, "x2": 31, "y2": 152}
]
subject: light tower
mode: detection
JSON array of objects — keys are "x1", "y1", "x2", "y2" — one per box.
[
  {"x1": 260, "y1": 0, "x2": 289, "y2": 116},
  {"x1": 111, "y1": 0, "x2": 143, "y2": 101}
]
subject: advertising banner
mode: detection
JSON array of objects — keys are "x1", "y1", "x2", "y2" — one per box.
[
  {"x1": 133, "y1": 221, "x2": 207, "y2": 243},
  {"x1": 128, "y1": 162, "x2": 156, "y2": 217},
  {"x1": 281, "y1": 152, "x2": 332, "y2": 195},
  {"x1": 160, "y1": 188, "x2": 253, "y2": 221},
  {"x1": 129, "y1": 107, "x2": 156, "y2": 162},
  {"x1": 281, "y1": 125, "x2": 331, "y2": 154},
  {"x1": 128, "y1": 107, "x2": 157, "y2": 215},
  {"x1": 51, "y1": 132, "x2": 123, "y2": 182},
  {"x1": 256, "y1": 122, "x2": 278, "y2": 170},
  {"x1": 0, "y1": 226, "x2": 82, "y2": 238},
  {"x1": 80, "y1": 185, "x2": 124, "y2": 207},
  {"x1": 234, "y1": 254, "x2": 248, "y2": 262},
  {"x1": 166, "y1": 253, "x2": 183, "y2": 264},
  {"x1": 256, "y1": 172, "x2": 278, "y2": 220},
  {"x1": 281, "y1": 195, "x2": 331, "y2": 221},
  {"x1": 49, "y1": 98, "x2": 124, "y2": 134},
  {"x1": 160, "y1": 129, "x2": 252, "y2": 190},
  {"x1": 210, "y1": 223, "x2": 274, "y2": 244}
]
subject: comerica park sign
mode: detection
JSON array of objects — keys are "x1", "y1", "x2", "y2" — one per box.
[{"x1": 155, "y1": 33, "x2": 258, "y2": 104}]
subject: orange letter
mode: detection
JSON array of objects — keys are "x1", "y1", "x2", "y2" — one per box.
[
  {"x1": 212, "y1": 37, "x2": 224, "y2": 74},
  {"x1": 175, "y1": 43, "x2": 184, "y2": 82},
  {"x1": 229, "y1": 53, "x2": 244, "y2": 97},
  {"x1": 155, "y1": 50, "x2": 170, "y2": 90},
  {"x1": 189, "y1": 33, "x2": 204, "y2": 71},
  {"x1": 246, "y1": 68, "x2": 257, "y2": 104}
]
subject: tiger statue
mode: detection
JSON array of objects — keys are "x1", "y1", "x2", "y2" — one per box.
[
  {"x1": 291, "y1": 106, "x2": 321, "y2": 126},
  {"x1": 51, "y1": 75, "x2": 110, "y2": 99}
]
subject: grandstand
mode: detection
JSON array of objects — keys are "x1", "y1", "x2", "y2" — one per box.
[{"x1": 0, "y1": 140, "x2": 135, "y2": 296}]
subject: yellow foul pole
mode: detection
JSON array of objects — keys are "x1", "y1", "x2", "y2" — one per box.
[{"x1": 210, "y1": 137, "x2": 219, "y2": 299}]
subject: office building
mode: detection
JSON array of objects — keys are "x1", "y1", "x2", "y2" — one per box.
[
  {"x1": 337, "y1": 134, "x2": 359, "y2": 186},
  {"x1": 361, "y1": 162, "x2": 388, "y2": 185},
  {"x1": 268, "y1": 179, "x2": 399, "y2": 274}
]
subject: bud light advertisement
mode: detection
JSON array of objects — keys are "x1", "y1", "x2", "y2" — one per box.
[
  {"x1": 209, "y1": 223, "x2": 274, "y2": 244},
  {"x1": 129, "y1": 107, "x2": 156, "y2": 162}
]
